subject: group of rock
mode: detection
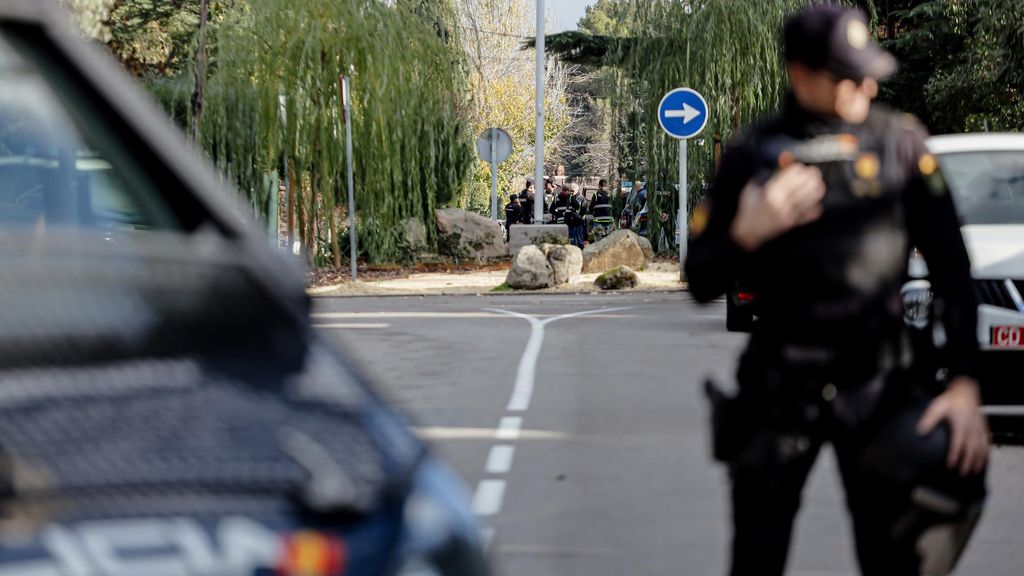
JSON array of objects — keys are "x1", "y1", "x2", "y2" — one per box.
[{"x1": 425, "y1": 208, "x2": 653, "y2": 291}]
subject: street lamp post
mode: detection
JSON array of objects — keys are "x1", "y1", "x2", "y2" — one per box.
[{"x1": 534, "y1": 0, "x2": 545, "y2": 224}]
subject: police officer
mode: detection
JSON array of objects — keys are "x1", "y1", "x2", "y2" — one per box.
[
  {"x1": 519, "y1": 180, "x2": 535, "y2": 224},
  {"x1": 504, "y1": 192, "x2": 521, "y2": 241},
  {"x1": 686, "y1": 6, "x2": 988, "y2": 576}
]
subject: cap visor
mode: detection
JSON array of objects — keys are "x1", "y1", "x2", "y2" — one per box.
[
  {"x1": 832, "y1": 46, "x2": 898, "y2": 80},
  {"x1": 862, "y1": 48, "x2": 897, "y2": 80}
]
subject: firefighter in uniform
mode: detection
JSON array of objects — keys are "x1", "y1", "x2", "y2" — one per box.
[
  {"x1": 686, "y1": 6, "x2": 989, "y2": 576},
  {"x1": 589, "y1": 179, "x2": 615, "y2": 242}
]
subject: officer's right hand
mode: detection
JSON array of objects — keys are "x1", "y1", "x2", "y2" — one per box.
[{"x1": 729, "y1": 164, "x2": 826, "y2": 251}]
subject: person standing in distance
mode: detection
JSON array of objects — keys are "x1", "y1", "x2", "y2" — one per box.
[
  {"x1": 686, "y1": 6, "x2": 988, "y2": 576},
  {"x1": 519, "y1": 180, "x2": 535, "y2": 225},
  {"x1": 504, "y1": 192, "x2": 521, "y2": 242}
]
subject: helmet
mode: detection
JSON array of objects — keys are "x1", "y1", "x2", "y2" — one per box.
[{"x1": 860, "y1": 398, "x2": 986, "y2": 575}]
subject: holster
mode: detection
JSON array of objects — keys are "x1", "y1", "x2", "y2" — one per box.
[{"x1": 705, "y1": 379, "x2": 757, "y2": 463}]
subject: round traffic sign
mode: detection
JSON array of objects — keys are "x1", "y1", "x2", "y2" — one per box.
[
  {"x1": 657, "y1": 88, "x2": 709, "y2": 140},
  {"x1": 476, "y1": 128, "x2": 513, "y2": 163}
]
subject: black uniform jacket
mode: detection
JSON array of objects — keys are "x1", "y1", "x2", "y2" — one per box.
[{"x1": 686, "y1": 94, "x2": 978, "y2": 380}]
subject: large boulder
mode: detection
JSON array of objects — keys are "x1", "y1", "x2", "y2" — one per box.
[
  {"x1": 582, "y1": 230, "x2": 651, "y2": 273},
  {"x1": 435, "y1": 208, "x2": 505, "y2": 262},
  {"x1": 508, "y1": 224, "x2": 569, "y2": 256},
  {"x1": 595, "y1": 265, "x2": 640, "y2": 290},
  {"x1": 541, "y1": 243, "x2": 583, "y2": 285},
  {"x1": 506, "y1": 245, "x2": 554, "y2": 289},
  {"x1": 637, "y1": 235, "x2": 655, "y2": 261}
]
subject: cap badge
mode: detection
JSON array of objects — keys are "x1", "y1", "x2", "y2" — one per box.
[{"x1": 847, "y1": 20, "x2": 869, "y2": 50}]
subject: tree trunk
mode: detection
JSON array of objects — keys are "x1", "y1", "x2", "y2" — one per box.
[
  {"x1": 287, "y1": 157, "x2": 296, "y2": 252},
  {"x1": 191, "y1": 0, "x2": 210, "y2": 142}
]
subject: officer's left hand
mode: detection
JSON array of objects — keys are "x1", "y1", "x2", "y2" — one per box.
[{"x1": 917, "y1": 377, "x2": 990, "y2": 476}]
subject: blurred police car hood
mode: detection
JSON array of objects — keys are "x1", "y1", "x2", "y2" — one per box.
[
  {"x1": 0, "y1": 229, "x2": 423, "y2": 525},
  {"x1": 962, "y1": 225, "x2": 1024, "y2": 279}
]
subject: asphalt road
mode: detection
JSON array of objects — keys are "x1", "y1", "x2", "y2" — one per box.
[{"x1": 313, "y1": 292, "x2": 1024, "y2": 576}]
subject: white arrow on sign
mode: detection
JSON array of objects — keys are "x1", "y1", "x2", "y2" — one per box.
[{"x1": 665, "y1": 102, "x2": 702, "y2": 124}]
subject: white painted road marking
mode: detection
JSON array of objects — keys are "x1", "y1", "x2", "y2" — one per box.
[
  {"x1": 486, "y1": 445, "x2": 515, "y2": 474},
  {"x1": 496, "y1": 416, "x2": 522, "y2": 440},
  {"x1": 311, "y1": 323, "x2": 390, "y2": 329},
  {"x1": 472, "y1": 480, "x2": 506, "y2": 516},
  {"x1": 313, "y1": 311, "x2": 506, "y2": 319},
  {"x1": 413, "y1": 426, "x2": 565, "y2": 441},
  {"x1": 312, "y1": 311, "x2": 634, "y2": 320},
  {"x1": 485, "y1": 307, "x2": 633, "y2": 412}
]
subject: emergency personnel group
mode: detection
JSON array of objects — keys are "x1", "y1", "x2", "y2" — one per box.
[{"x1": 502, "y1": 178, "x2": 622, "y2": 248}]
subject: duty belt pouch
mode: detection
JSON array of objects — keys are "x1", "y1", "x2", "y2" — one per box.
[{"x1": 704, "y1": 379, "x2": 753, "y2": 463}]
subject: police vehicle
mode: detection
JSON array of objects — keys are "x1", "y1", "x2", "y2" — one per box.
[
  {"x1": 925, "y1": 134, "x2": 1024, "y2": 420},
  {"x1": 0, "y1": 2, "x2": 490, "y2": 575}
]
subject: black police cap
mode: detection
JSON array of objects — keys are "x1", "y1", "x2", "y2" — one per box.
[{"x1": 783, "y1": 5, "x2": 897, "y2": 80}]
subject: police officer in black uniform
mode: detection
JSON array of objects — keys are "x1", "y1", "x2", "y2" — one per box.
[
  {"x1": 504, "y1": 192, "x2": 521, "y2": 241},
  {"x1": 686, "y1": 6, "x2": 989, "y2": 576},
  {"x1": 519, "y1": 180, "x2": 535, "y2": 224}
]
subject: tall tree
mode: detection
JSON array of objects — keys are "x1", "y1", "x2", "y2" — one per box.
[
  {"x1": 455, "y1": 0, "x2": 579, "y2": 212},
  {"x1": 193, "y1": 0, "x2": 472, "y2": 264}
]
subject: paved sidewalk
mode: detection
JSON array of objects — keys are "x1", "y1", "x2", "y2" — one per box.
[{"x1": 309, "y1": 262, "x2": 686, "y2": 297}]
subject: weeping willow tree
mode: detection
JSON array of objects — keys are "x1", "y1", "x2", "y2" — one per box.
[
  {"x1": 538, "y1": 0, "x2": 815, "y2": 253},
  {"x1": 190, "y1": 0, "x2": 471, "y2": 264},
  {"x1": 619, "y1": 0, "x2": 815, "y2": 252}
]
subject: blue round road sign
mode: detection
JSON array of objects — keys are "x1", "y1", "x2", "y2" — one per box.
[{"x1": 657, "y1": 88, "x2": 709, "y2": 140}]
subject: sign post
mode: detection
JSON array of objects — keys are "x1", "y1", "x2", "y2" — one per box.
[
  {"x1": 340, "y1": 75, "x2": 357, "y2": 281},
  {"x1": 476, "y1": 128, "x2": 513, "y2": 221},
  {"x1": 657, "y1": 87, "x2": 709, "y2": 281}
]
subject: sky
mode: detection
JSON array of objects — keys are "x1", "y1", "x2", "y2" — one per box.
[{"x1": 550, "y1": 0, "x2": 595, "y2": 33}]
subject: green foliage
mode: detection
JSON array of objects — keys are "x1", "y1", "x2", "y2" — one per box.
[
  {"x1": 185, "y1": 0, "x2": 472, "y2": 263},
  {"x1": 617, "y1": 0, "x2": 812, "y2": 251},
  {"x1": 577, "y1": 0, "x2": 638, "y2": 37},
  {"x1": 882, "y1": 0, "x2": 1024, "y2": 133}
]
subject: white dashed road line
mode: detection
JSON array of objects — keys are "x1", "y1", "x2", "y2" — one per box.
[
  {"x1": 472, "y1": 480, "x2": 506, "y2": 517},
  {"x1": 485, "y1": 445, "x2": 515, "y2": 474},
  {"x1": 495, "y1": 416, "x2": 522, "y2": 440}
]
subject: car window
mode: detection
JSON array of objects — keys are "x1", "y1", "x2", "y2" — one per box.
[
  {"x1": 936, "y1": 150, "x2": 1024, "y2": 225},
  {"x1": 0, "y1": 33, "x2": 177, "y2": 239}
]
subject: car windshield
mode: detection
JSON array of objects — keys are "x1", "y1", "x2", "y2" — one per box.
[
  {"x1": 0, "y1": 33, "x2": 177, "y2": 239},
  {"x1": 936, "y1": 150, "x2": 1024, "y2": 225}
]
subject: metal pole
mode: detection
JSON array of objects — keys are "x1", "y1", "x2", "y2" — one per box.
[
  {"x1": 534, "y1": 0, "x2": 545, "y2": 224},
  {"x1": 281, "y1": 159, "x2": 289, "y2": 249},
  {"x1": 490, "y1": 131, "x2": 498, "y2": 220},
  {"x1": 342, "y1": 76, "x2": 357, "y2": 282},
  {"x1": 679, "y1": 139, "x2": 687, "y2": 281}
]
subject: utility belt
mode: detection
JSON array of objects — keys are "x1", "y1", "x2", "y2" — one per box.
[{"x1": 706, "y1": 330, "x2": 912, "y2": 463}]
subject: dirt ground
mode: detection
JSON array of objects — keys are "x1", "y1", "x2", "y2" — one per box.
[{"x1": 308, "y1": 260, "x2": 686, "y2": 297}]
